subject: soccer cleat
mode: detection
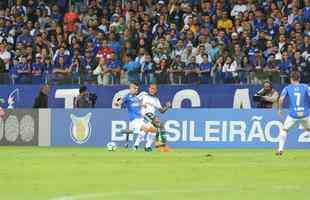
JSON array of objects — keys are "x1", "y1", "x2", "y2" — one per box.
[
  {"x1": 144, "y1": 147, "x2": 152, "y2": 152},
  {"x1": 133, "y1": 145, "x2": 138, "y2": 151},
  {"x1": 159, "y1": 146, "x2": 166, "y2": 152},
  {"x1": 276, "y1": 150, "x2": 283, "y2": 156},
  {"x1": 155, "y1": 141, "x2": 162, "y2": 148},
  {"x1": 163, "y1": 146, "x2": 171, "y2": 152}
]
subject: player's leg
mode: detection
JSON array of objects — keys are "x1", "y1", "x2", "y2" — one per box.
[
  {"x1": 141, "y1": 122, "x2": 157, "y2": 151},
  {"x1": 132, "y1": 119, "x2": 146, "y2": 150},
  {"x1": 299, "y1": 116, "x2": 310, "y2": 139},
  {"x1": 157, "y1": 129, "x2": 171, "y2": 152},
  {"x1": 145, "y1": 132, "x2": 155, "y2": 151},
  {"x1": 133, "y1": 130, "x2": 146, "y2": 150},
  {"x1": 153, "y1": 119, "x2": 171, "y2": 152},
  {"x1": 144, "y1": 116, "x2": 162, "y2": 151},
  {"x1": 277, "y1": 115, "x2": 296, "y2": 155}
]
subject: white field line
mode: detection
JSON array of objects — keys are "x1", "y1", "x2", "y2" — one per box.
[{"x1": 49, "y1": 185, "x2": 301, "y2": 200}]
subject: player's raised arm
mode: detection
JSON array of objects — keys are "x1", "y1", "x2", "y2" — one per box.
[{"x1": 159, "y1": 101, "x2": 171, "y2": 113}]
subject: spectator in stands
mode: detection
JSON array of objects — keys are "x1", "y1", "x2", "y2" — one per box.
[
  {"x1": 264, "y1": 55, "x2": 281, "y2": 83},
  {"x1": 0, "y1": 41, "x2": 11, "y2": 72},
  {"x1": 123, "y1": 54, "x2": 140, "y2": 83},
  {"x1": 217, "y1": 11, "x2": 233, "y2": 33},
  {"x1": 231, "y1": 0, "x2": 248, "y2": 17},
  {"x1": 81, "y1": 50, "x2": 96, "y2": 84},
  {"x1": 0, "y1": 0, "x2": 308, "y2": 85},
  {"x1": 199, "y1": 54, "x2": 212, "y2": 84},
  {"x1": 208, "y1": 40, "x2": 220, "y2": 62},
  {"x1": 153, "y1": 37, "x2": 170, "y2": 64},
  {"x1": 170, "y1": 40, "x2": 185, "y2": 59},
  {"x1": 195, "y1": 45, "x2": 209, "y2": 64},
  {"x1": 185, "y1": 56, "x2": 199, "y2": 84},
  {"x1": 222, "y1": 56, "x2": 238, "y2": 84},
  {"x1": 155, "y1": 58, "x2": 169, "y2": 84},
  {"x1": 93, "y1": 58, "x2": 108, "y2": 85},
  {"x1": 31, "y1": 53, "x2": 45, "y2": 84},
  {"x1": 107, "y1": 52, "x2": 122, "y2": 84},
  {"x1": 213, "y1": 56, "x2": 225, "y2": 84},
  {"x1": 181, "y1": 43, "x2": 196, "y2": 65},
  {"x1": 120, "y1": 41, "x2": 135, "y2": 64},
  {"x1": 15, "y1": 55, "x2": 31, "y2": 84},
  {"x1": 97, "y1": 38, "x2": 114, "y2": 61},
  {"x1": 169, "y1": 54, "x2": 185, "y2": 85},
  {"x1": 141, "y1": 54, "x2": 155, "y2": 85},
  {"x1": 251, "y1": 49, "x2": 267, "y2": 84},
  {"x1": 52, "y1": 56, "x2": 71, "y2": 84},
  {"x1": 279, "y1": 51, "x2": 293, "y2": 74},
  {"x1": 69, "y1": 55, "x2": 83, "y2": 84},
  {"x1": 53, "y1": 46, "x2": 71, "y2": 67},
  {"x1": 238, "y1": 56, "x2": 251, "y2": 84}
]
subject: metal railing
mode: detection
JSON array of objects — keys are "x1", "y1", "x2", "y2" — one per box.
[{"x1": 0, "y1": 72, "x2": 289, "y2": 85}]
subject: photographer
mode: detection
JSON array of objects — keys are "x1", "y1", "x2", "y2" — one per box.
[
  {"x1": 33, "y1": 85, "x2": 49, "y2": 108},
  {"x1": 253, "y1": 80, "x2": 279, "y2": 108},
  {"x1": 74, "y1": 86, "x2": 97, "y2": 108}
]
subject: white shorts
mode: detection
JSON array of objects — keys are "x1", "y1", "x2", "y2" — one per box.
[
  {"x1": 283, "y1": 115, "x2": 310, "y2": 130},
  {"x1": 129, "y1": 118, "x2": 153, "y2": 135}
]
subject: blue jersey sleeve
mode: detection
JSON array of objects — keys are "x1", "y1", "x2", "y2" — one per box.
[
  {"x1": 307, "y1": 85, "x2": 310, "y2": 97},
  {"x1": 280, "y1": 86, "x2": 288, "y2": 98},
  {"x1": 122, "y1": 95, "x2": 129, "y2": 108}
]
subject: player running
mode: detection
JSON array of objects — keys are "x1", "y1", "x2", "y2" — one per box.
[
  {"x1": 114, "y1": 81, "x2": 157, "y2": 150},
  {"x1": 277, "y1": 71, "x2": 310, "y2": 155},
  {"x1": 138, "y1": 84, "x2": 171, "y2": 152}
]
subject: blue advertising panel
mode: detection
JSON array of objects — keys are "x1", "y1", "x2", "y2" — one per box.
[
  {"x1": 0, "y1": 85, "x2": 40, "y2": 108},
  {"x1": 51, "y1": 109, "x2": 310, "y2": 148},
  {"x1": 0, "y1": 84, "x2": 286, "y2": 108}
]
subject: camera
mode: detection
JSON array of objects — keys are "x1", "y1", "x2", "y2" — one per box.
[
  {"x1": 75, "y1": 86, "x2": 97, "y2": 108},
  {"x1": 253, "y1": 94, "x2": 263, "y2": 102}
]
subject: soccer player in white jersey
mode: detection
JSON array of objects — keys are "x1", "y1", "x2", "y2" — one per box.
[
  {"x1": 277, "y1": 71, "x2": 310, "y2": 155},
  {"x1": 136, "y1": 84, "x2": 171, "y2": 151}
]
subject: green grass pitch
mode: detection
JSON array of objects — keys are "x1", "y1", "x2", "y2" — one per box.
[{"x1": 0, "y1": 147, "x2": 310, "y2": 200}]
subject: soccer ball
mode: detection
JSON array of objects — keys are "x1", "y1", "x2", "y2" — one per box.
[{"x1": 107, "y1": 142, "x2": 117, "y2": 151}]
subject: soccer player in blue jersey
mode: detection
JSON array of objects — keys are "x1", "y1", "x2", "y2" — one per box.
[
  {"x1": 114, "y1": 81, "x2": 157, "y2": 150},
  {"x1": 277, "y1": 71, "x2": 310, "y2": 155}
]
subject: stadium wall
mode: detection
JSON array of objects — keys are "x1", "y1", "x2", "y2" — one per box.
[
  {"x1": 49, "y1": 109, "x2": 310, "y2": 149},
  {"x1": 0, "y1": 85, "x2": 287, "y2": 108},
  {"x1": 0, "y1": 109, "x2": 39, "y2": 146},
  {"x1": 1, "y1": 108, "x2": 310, "y2": 148}
]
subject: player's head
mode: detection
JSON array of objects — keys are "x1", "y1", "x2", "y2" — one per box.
[
  {"x1": 290, "y1": 71, "x2": 301, "y2": 83},
  {"x1": 41, "y1": 84, "x2": 49, "y2": 95},
  {"x1": 129, "y1": 81, "x2": 140, "y2": 95},
  {"x1": 263, "y1": 80, "x2": 272, "y2": 92},
  {"x1": 148, "y1": 84, "x2": 157, "y2": 96},
  {"x1": 79, "y1": 85, "x2": 87, "y2": 95}
]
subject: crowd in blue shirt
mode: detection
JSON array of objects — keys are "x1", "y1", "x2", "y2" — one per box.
[{"x1": 0, "y1": 0, "x2": 308, "y2": 85}]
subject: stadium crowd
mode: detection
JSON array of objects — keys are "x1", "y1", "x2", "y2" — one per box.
[{"x1": 0, "y1": 0, "x2": 309, "y2": 85}]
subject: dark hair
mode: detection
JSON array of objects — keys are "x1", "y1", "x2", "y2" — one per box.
[
  {"x1": 79, "y1": 85, "x2": 87, "y2": 94},
  {"x1": 290, "y1": 71, "x2": 301, "y2": 81},
  {"x1": 130, "y1": 80, "x2": 140, "y2": 87},
  {"x1": 263, "y1": 80, "x2": 272, "y2": 87}
]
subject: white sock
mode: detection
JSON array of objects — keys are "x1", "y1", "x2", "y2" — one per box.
[
  {"x1": 134, "y1": 131, "x2": 145, "y2": 147},
  {"x1": 278, "y1": 129, "x2": 288, "y2": 152},
  {"x1": 145, "y1": 133, "x2": 155, "y2": 148}
]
